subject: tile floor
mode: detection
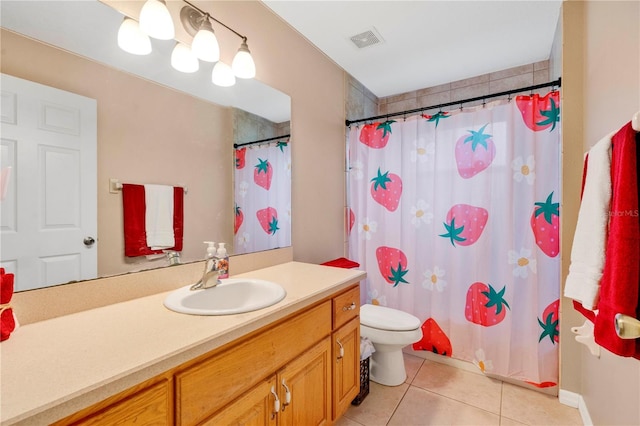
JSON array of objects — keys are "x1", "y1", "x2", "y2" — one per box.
[{"x1": 336, "y1": 353, "x2": 583, "y2": 426}]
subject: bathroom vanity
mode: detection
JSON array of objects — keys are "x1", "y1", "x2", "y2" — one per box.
[{"x1": 0, "y1": 262, "x2": 365, "y2": 425}]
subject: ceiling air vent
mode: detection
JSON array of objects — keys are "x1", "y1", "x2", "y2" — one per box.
[{"x1": 350, "y1": 28, "x2": 384, "y2": 49}]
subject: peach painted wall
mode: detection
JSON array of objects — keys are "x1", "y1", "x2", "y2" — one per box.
[{"x1": 562, "y1": 1, "x2": 640, "y2": 424}]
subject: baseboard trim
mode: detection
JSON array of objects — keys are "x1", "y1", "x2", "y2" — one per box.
[{"x1": 559, "y1": 389, "x2": 592, "y2": 426}]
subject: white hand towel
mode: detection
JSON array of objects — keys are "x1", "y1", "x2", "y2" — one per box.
[
  {"x1": 144, "y1": 184, "x2": 175, "y2": 250},
  {"x1": 564, "y1": 133, "x2": 613, "y2": 310}
]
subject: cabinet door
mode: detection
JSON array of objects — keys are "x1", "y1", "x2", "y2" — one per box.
[
  {"x1": 332, "y1": 316, "x2": 360, "y2": 420},
  {"x1": 202, "y1": 376, "x2": 277, "y2": 426},
  {"x1": 278, "y1": 337, "x2": 331, "y2": 426},
  {"x1": 58, "y1": 379, "x2": 171, "y2": 426}
]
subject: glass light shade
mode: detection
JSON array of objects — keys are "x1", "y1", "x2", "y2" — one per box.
[
  {"x1": 231, "y1": 41, "x2": 256, "y2": 79},
  {"x1": 139, "y1": 0, "x2": 174, "y2": 40},
  {"x1": 171, "y1": 42, "x2": 199, "y2": 73},
  {"x1": 211, "y1": 62, "x2": 236, "y2": 87},
  {"x1": 117, "y1": 18, "x2": 152, "y2": 55},
  {"x1": 191, "y1": 19, "x2": 220, "y2": 62}
]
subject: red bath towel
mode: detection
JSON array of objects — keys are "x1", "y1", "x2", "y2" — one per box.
[
  {"x1": 122, "y1": 184, "x2": 184, "y2": 257},
  {"x1": 1, "y1": 268, "x2": 16, "y2": 341}
]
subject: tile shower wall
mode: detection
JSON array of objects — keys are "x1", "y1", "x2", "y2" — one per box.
[
  {"x1": 233, "y1": 108, "x2": 291, "y2": 145},
  {"x1": 346, "y1": 60, "x2": 550, "y2": 122}
]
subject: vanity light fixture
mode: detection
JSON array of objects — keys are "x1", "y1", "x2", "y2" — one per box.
[
  {"x1": 211, "y1": 61, "x2": 236, "y2": 87},
  {"x1": 231, "y1": 40, "x2": 256, "y2": 79},
  {"x1": 117, "y1": 18, "x2": 152, "y2": 55},
  {"x1": 116, "y1": 0, "x2": 256, "y2": 86},
  {"x1": 171, "y1": 42, "x2": 199, "y2": 73},
  {"x1": 139, "y1": 0, "x2": 175, "y2": 40},
  {"x1": 191, "y1": 14, "x2": 220, "y2": 63}
]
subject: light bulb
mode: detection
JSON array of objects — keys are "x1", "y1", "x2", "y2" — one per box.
[
  {"x1": 171, "y1": 42, "x2": 199, "y2": 73},
  {"x1": 139, "y1": 0, "x2": 174, "y2": 40},
  {"x1": 211, "y1": 62, "x2": 236, "y2": 87},
  {"x1": 191, "y1": 17, "x2": 220, "y2": 62},
  {"x1": 117, "y1": 18, "x2": 152, "y2": 55},
  {"x1": 231, "y1": 41, "x2": 256, "y2": 79}
]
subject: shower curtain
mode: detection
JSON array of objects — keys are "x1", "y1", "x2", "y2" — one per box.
[
  {"x1": 234, "y1": 140, "x2": 291, "y2": 254},
  {"x1": 347, "y1": 92, "x2": 561, "y2": 386}
]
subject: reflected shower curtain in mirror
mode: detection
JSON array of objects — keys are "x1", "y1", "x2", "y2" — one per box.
[
  {"x1": 347, "y1": 92, "x2": 561, "y2": 386},
  {"x1": 234, "y1": 141, "x2": 291, "y2": 254}
]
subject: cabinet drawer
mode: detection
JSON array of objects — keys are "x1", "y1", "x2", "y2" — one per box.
[
  {"x1": 332, "y1": 285, "x2": 360, "y2": 329},
  {"x1": 176, "y1": 301, "x2": 332, "y2": 426}
]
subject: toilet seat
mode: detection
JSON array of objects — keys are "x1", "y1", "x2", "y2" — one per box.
[{"x1": 360, "y1": 304, "x2": 421, "y2": 331}]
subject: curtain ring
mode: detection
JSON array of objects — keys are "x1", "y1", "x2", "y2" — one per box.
[{"x1": 507, "y1": 94, "x2": 512, "y2": 103}]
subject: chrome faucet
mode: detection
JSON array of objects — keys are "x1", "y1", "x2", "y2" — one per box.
[{"x1": 190, "y1": 258, "x2": 222, "y2": 291}]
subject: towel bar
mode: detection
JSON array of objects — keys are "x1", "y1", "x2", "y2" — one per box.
[{"x1": 109, "y1": 178, "x2": 188, "y2": 194}]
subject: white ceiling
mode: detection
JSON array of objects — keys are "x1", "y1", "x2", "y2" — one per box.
[{"x1": 263, "y1": 0, "x2": 562, "y2": 98}]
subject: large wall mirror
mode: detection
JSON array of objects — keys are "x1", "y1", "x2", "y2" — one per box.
[{"x1": 0, "y1": 1, "x2": 291, "y2": 292}]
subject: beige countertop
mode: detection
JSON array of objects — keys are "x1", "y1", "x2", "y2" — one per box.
[{"x1": 0, "y1": 261, "x2": 366, "y2": 425}]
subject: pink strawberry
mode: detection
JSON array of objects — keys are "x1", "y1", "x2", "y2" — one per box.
[
  {"x1": 234, "y1": 204, "x2": 243, "y2": 235},
  {"x1": 254, "y1": 158, "x2": 273, "y2": 190},
  {"x1": 531, "y1": 192, "x2": 559, "y2": 257},
  {"x1": 465, "y1": 282, "x2": 510, "y2": 327},
  {"x1": 375, "y1": 246, "x2": 409, "y2": 287},
  {"x1": 454, "y1": 124, "x2": 496, "y2": 178},
  {"x1": 413, "y1": 318, "x2": 452, "y2": 356},
  {"x1": 235, "y1": 148, "x2": 246, "y2": 169},
  {"x1": 256, "y1": 207, "x2": 279, "y2": 235},
  {"x1": 439, "y1": 204, "x2": 488, "y2": 247},
  {"x1": 538, "y1": 299, "x2": 559, "y2": 344},
  {"x1": 359, "y1": 120, "x2": 395, "y2": 148},
  {"x1": 370, "y1": 168, "x2": 402, "y2": 212},
  {"x1": 347, "y1": 208, "x2": 355, "y2": 235}
]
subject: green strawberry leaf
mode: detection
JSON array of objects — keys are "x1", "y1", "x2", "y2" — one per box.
[
  {"x1": 534, "y1": 192, "x2": 560, "y2": 224},
  {"x1": 377, "y1": 120, "x2": 396, "y2": 138},
  {"x1": 536, "y1": 98, "x2": 560, "y2": 131},
  {"x1": 268, "y1": 217, "x2": 280, "y2": 235},
  {"x1": 538, "y1": 312, "x2": 559, "y2": 344},
  {"x1": 482, "y1": 284, "x2": 510, "y2": 315},
  {"x1": 371, "y1": 168, "x2": 392, "y2": 191},
  {"x1": 424, "y1": 111, "x2": 450, "y2": 127},
  {"x1": 439, "y1": 217, "x2": 466, "y2": 247},
  {"x1": 277, "y1": 141, "x2": 288, "y2": 152},
  {"x1": 255, "y1": 158, "x2": 270, "y2": 174},
  {"x1": 388, "y1": 261, "x2": 409, "y2": 287},
  {"x1": 464, "y1": 123, "x2": 492, "y2": 151}
]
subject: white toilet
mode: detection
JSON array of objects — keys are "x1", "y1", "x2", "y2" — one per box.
[{"x1": 360, "y1": 304, "x2": 423, "y2": 386}]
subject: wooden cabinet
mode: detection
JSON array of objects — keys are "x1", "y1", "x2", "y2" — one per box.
[
  {"x1": 52, "y1": 377, "x2": 172, "y2": 426},
  {"x1": 53, "y1": 285, "x2": 360, "y2": 426},
  {"x1": 331, "y1": 285, "x2": 361, "y2": 420}
]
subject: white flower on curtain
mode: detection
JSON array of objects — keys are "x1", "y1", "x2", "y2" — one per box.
[
  {"x1": 422, "y1": 266, "x2": 447, "y2": 292},
  {"x1": 348, "y1": 91, "x2": 561, "y2": 386},
  {"x1": 358, "y1": 217, "x2": 377, "y2": 240},
  {"x1": 508, "y1": 248, "x2": 537, "y2": 278},
  {"x1": 410, "y1": 141, "x2": 435, "y2": 163},
  {"x1": 512, "y1": 155, "x2": 536, "y2": 184},
  {"x1": 473, "y1": 348, "x2": 494, "y2": 373},
  {"x1": 410, "y1": 200, "x2": 434, "y2": 227}
]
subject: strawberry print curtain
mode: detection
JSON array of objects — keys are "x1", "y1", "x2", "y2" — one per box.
[
  {"x1": 348, "y1": 92, "x2": 561, "y2": 386},
  {"x1": 234, "y1": 141, "x2": 291, "y2": 254}
]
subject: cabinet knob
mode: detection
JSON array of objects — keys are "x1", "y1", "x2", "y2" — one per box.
[
  {"x1": 342, "y1": 302, "x2": 356, "y2": 311},
  {"x1": 336, "y1": 339, "x2": 344, "y2": 360}
]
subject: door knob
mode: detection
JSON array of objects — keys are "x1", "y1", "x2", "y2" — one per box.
[{"x1": 83, "y1": 236, "x2": 96, "y2": 247}]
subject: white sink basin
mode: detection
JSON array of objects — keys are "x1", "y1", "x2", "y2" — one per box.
[{"x1": 164, "y1": 278, "x2": 286, "y2": 316}]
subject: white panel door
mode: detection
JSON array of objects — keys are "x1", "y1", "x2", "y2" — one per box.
[{"x1": 0, "y1": 74, "x2": 97, "y2": 291}]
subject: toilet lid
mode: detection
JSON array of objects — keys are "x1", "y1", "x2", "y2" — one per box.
[{"x1": 360, "y1": 304, "x2": 421, "y2": 331}]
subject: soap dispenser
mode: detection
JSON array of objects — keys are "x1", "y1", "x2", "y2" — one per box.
[
  {"x1": 203, "y1": 241, "x2": 217, "y2": 276},
  {"x1": 216, "y1": 242, "x2": 229, "y2": 279}
]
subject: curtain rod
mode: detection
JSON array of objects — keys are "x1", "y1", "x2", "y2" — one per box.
[
  {"x1": 234, "y1": 134, "x2": 290, "y2": 149},
  {"x1": 345, "y1": 78, "x2": 561, "y2": 127}
]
